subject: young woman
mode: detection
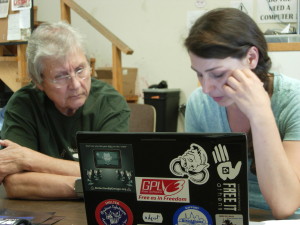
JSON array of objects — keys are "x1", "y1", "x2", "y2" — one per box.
[{"x1": 184, "y1": 8, "x2": 300, "y2": 219}]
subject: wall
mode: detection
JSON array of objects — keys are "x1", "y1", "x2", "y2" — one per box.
[{"x1": 34, "y1": 0, "x2": 300, "y2": 131}]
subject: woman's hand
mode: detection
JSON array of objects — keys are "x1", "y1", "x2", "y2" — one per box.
[
  {"x1": 0, "y1": 139, "x2": 29, "y2": 183},
  {"x1": 223, "y1": 68, "x2": 271, "y2": 120}
]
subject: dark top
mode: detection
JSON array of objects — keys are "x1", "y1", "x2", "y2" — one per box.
[{"x1": 1, "y1": 78, "x2": 130, "y2": 161}]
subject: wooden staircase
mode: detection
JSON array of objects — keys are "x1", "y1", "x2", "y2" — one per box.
[
  {"x1": 0, "y1": 44, "x2": 29, "y2": 92},
  {"x1": 0, "y1": 0, "x2": 135, "y2": 100}
]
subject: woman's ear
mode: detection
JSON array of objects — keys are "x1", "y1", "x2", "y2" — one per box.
[
  {"x1": 36, "y1": 82, "x2": 44, "y2": 91},
  {"x1": 246, "y1": 46, "x2": 259, "y2": 69}
]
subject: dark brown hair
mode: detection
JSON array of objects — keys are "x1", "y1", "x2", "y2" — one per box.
[{"x1": 185, "y1": 8, "x2": 272, "y2": 84}]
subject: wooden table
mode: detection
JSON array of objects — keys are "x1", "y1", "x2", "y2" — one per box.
[
  {"x1": 0, "y1": 185, "x2": 86, "y2": 225},
  {"x1": 0, "y1": 185, "x2": 299, "y2": 224},
  {"x1": 0, "y1": 199, "x2": 86, "y2": 224}
]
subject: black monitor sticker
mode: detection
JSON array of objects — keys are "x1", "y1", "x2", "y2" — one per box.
[{"x1": 79, "y1": 143, "x2": 135, "y2": 193}]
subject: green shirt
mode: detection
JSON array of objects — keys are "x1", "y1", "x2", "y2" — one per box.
[{"x1": 1, "y1": 78, "x2": 130, "y2": 161}]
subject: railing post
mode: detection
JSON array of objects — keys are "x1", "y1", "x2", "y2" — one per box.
[
  {"x1": 112, "y1": 45, "x2": 123, "y2": 95},
  {"x1": 60, "y1": 0, "x2": 71, "y2": 23},
  {"x1": 16, "y1": 44, "x2": 29, "y2": 85},
  {"x1": 59, "y1": 0, "x2": 133, "y2": 96}
]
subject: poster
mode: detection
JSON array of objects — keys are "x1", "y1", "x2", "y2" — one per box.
[
  {"x1": 0, "y1": 0, "x2": 9, "y2": 18},
  {"x1": 11, "y1": 0, "x2": 31, "y2": 11},
  {"x1": 257, "y1": 0, "x2": 298, "y2": 23}
]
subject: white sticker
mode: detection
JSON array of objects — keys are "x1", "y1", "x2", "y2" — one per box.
[
  {"x1": 143, "y1": 212, "x2": 163, "y2": 223},
  {"x1": 135, "y1": 177, "x2": 190, "y2": 203},
  {"x1": 170, "y1": 143, "x2": 210, "y2": 185}
]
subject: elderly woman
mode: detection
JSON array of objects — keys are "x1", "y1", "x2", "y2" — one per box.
[
  {"x1": 0, "y1": 21, "x2": 130, "y2": 199},
  {"x1": 184, "y1": 8, "x2": 300, "y2": 219}
]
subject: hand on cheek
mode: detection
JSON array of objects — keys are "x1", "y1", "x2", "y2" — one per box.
[{"x1": 223, "y1": 69, "x2": 271, "y2": 118}]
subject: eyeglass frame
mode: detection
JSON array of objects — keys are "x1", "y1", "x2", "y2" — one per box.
[{"x1": 42, "y1": 65, "x2": 92, "y2": 89}]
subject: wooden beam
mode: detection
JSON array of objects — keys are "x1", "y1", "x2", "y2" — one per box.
[
  {"x1": 90, "y1": 57, "x2": 96, "y2": 77},
  {"x1": 16, "y1": 44, "x2": 30, "y2": 86},
  {"x1": 112, "y1": 45, "x2": 123, "y2": 94},
  {"x1": 61, "y1": 0, "x2": 133, "y2": 55},
  {"x1": 60, "y1": 0, "x2": 71, "y2": 23},
  {"x1": 268, "y1": 42, "x2": 300, "y2": 51},
  {"x1": 0, "y1": 62, "x2": 22, "y2": 92},
  {"x1": 0, "y1": 56, "x2": 18, "y2": 61},
  {"x1": 17, "y1": 44, "x2": 28, "y2": 83}
]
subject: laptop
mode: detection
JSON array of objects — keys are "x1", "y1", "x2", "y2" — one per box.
[{"x1": 76, "y1": 132, "x2": 248, "y2": 225}]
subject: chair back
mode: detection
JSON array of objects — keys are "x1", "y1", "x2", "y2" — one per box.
[{"x1": 128, "y1": 103, "x2": 156, "y2": 132}]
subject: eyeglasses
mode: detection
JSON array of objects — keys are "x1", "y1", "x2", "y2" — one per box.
[{"x1": 45, "y1": 66, "x2": 91, "y2": 88}]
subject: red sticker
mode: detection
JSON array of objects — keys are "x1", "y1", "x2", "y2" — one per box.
[{"x1": 95, "y1": 199, "x2": 133, "y2": 225}]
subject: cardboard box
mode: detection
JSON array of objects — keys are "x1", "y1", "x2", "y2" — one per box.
[{"x1": 95, "y1": 67, "x2": 137, "y2": 97}]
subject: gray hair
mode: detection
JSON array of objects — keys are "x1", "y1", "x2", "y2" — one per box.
[{"x1": 26, "y1": 21, "x2": 89, "y2": 84}]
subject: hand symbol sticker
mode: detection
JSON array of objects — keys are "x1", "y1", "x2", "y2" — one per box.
[{"x1": 212, "y1": 144, "x2": 242, "y2": 181}]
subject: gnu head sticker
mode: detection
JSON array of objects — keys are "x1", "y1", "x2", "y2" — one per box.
[
  {"x1": 170, "y1": 143, "x2": 210, "y2": 185},
  {"x1": 173, "y1": 205, "x2": 213, "y2": 225},
  {"x1": 95, "y1": 199, "x2": 133, "y2": 225},
  {"x1": 212, "y1": 144, "x2": 242, "y2": 181}
]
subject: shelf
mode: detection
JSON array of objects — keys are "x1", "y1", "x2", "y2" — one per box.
[
  {"x1": 125, "y1": 95, "x2": 138, "y2": 103},
  {"x1": 266, "y1": 35, "x2": 300, "y2": 51},
  {"x1": 268, "y1": 42, "x2": 300, "y2": 51}
]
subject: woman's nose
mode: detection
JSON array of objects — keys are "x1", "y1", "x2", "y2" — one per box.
[
  {"x1": 68, "y1": 75, "x2": 81, "y2": 89},
  {"x1": 201, "y1": 77, "x2": 215, "y2": 94}
]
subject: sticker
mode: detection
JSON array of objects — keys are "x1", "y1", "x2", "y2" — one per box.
[
  {"x1": 80, "y1": 143, "x2": 135, "y2": 193},
  {"x1": 142, "y1": 212, "x2": 163, "y2": 223},
  {"x1": 212, "y1": 144, "x2": 242, "y2": 181},
  {"x1": 215, "y1": 214, "x2": 244, "y2": 225},
  {"x1": 95, "y1": 199, "x2": 133, "y2": 225},
  {"x1": 217, "y1": 183, "x2": 241, "y2": 212},
  {"x1": 135, "y1": 177, "x2": 190, "y2": 203},
  {"x1": 170, "y1": 143, "x2": 210, "y2": 185},
  {"x1": 195, "y1": 0, "x2": 206, "y2": 8},
  {"x1": 173, "y1": 205, "x2": 213, "y2": 225}
]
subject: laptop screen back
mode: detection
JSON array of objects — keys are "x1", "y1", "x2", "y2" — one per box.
[{"x1": 77, "y1": 132, "x2": 248, "y2": 225}]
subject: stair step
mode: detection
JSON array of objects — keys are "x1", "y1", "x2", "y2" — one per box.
[
  {"x1": 0, "y1": 56, "x2": 18, "y2": 61},
  {"x1": 0, "y1": 61, "x2": 29, "y2": 92}
]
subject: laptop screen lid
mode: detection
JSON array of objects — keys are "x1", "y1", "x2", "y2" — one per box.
[{"x1": 76, "y1": 132, "x2": 248, "y2": 225}]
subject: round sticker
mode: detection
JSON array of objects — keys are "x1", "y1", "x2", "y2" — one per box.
[
  {"x1": 173, "y1": 205, "x2": 213, "y2": 225},
  {"x1": 95, "y1": 199, "x2": 133, "y2": 225}
]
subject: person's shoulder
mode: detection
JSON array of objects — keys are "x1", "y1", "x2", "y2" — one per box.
[
  {"x1": 273, "y1": 73, "x2": 300, "y2": 94},
  {"x1": 4, "y1": 83, "x2": 45, "y2": 116},
  {"x1": 7, "y1": 83, "x2": 40, "y2": 105},
  {"x1": 89, "y1": 78, "x2": 128, "y2": 108},
  {"x1": 187, "y1": 86, "x2": 219, "y2": 114},
  {"x1": 188, "y1": 86, "x2": 212, "y2": 104},
  {"x1": 90, "y1": 78, "x2": 121, "y2": 95},
  {"x1": 189, "y1": 87, "x2": 206, "y2": 99},
  {"x1": 272, "y1": 73, "x2": 300, "y2": 111}
]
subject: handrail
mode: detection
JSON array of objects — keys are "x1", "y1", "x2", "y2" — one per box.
[
  {"x1": 61, "y1": 0, "x2": 133, "y2": 55},
  {"x1": 60, "y1": 0, "x2": 134, "y2": 95}
]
